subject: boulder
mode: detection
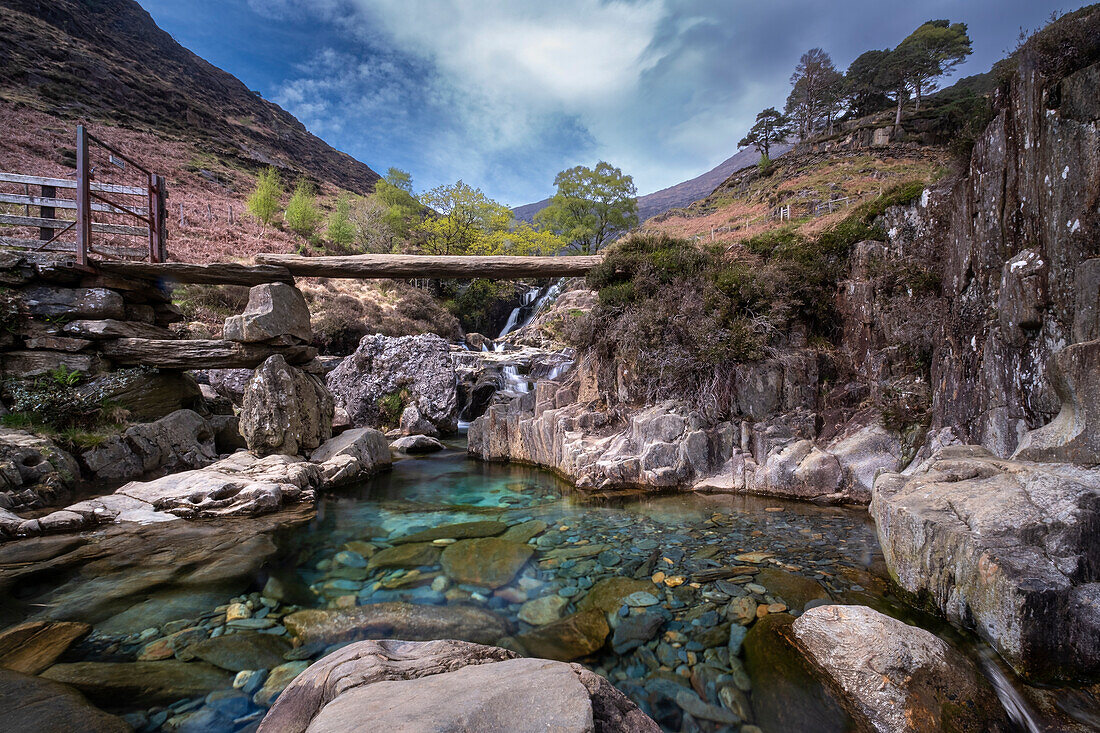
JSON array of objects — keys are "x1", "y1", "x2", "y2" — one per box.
[
  {"x1": 576, "y1": 577, "x2": 655, "y2": 614},
  {"x1": 0, "y1": 669, "x2": 130, "y2": 732},
  {"x1": 398, "y1": 404, "x2": 439, "y2": 437},
  {"x1": 224, "y1": 282, "x2": 312, "y2": 343},
  {"x1": 257, "y1": 639, "x2": 659, "y2": 733},
  {"x1": 241, "y1": 355, "x2": 334, "y2": 456},
  {"x1": 41, "y1": 660, "x2": 232, "y2": 705},
  {"x1": 517, "y1": 609, "x2": 609, "y2": 661},
  {"x1": 21, "y1": 286, "x2": 125, "y2": 320},
  {"x1": 81, "y1": 408, "x2": 217, "y2": 484},
  {"x1": 194, "y1": 367, "x2": 253, "y2": 406},
  {"x1": 0, "y1": 428, "x2": 78, "y2": 512},
  {"x1": 754, "y1": 568, "x2": 831, "y2": 613},
  {"x1": 440, "y1": 537, "x2": 533, "y2": 588},
  {"x1": 327, "y1": 334, "x2": 458, "y2": 435},
  {"x1": 1012, "y1": 340, "x2": 1100, "y2": 466},
  {"x1": 310, "y1": 428, "x2": 391, "y2": 487},
  {"x1": 390, "y1": 434, "x2": 446, "y2": 454},
  {"x1": 871, "y1": 445, "x2": 1100, "y2": 681},
  {"x1": 518, "y1": 595, "x2": 569, "y2": 626},
  {"x1": 0, "y1": 620, "x2": 90, "y2": 674},
  {"x1": 791, "y1": 605, "x2": 1008, "y2": 733},
  {"x1": 283, "y1": 602, "x2": 509, "y2": 648},
  {"x1": 367, "y1": 542, "x2": 441, "y2": 571}
]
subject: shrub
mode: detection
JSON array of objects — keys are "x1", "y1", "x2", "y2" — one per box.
[
  {"x1": 247, "y1": 166, "x2": 281, "y2": 228},
  {"x1": 446, "y1": 279, "x2": 519, "y2": 334},
  {"x1": 376, "y1": 389, "x2": 409, "y2": 429},
  {"x1": 285, "y1": 179, "x2": 322, "y2": 237}
]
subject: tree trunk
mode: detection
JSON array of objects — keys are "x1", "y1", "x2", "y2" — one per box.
[
  {"x1": 914, "y1": 81, "x2": 922, "y2": 111},
  {"x1": 895, "y1": 93, "x2": 904, "y2": 127}
]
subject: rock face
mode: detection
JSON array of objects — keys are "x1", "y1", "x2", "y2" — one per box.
[
  {"x1": 1012, "y1": 340, "x2": 1100, "y2": 465},
  {"x1": 224, "y1": 282, "x2": 312, "y2": 344},
  {"x1": 470, "y1": 363, "x2": 896, "y2": 503},
  {"x1": 327, "y1": 334, "x2": 458, "y2": 435},
  {"x1": 0, "y1": 620, "x2": 90, "y2": 674},
  {"x1": 80, "y1": 408, "x2": 217, "y2": 484},
  {"x1": 258, "y1": 639, "x2": 659, "y2": 733},
  {"x1": 791, "y1": 605, "x2": 1008, "y2": 733},
  {"x1": 0, "y1": 428, "x2": 78, "y2": 511},
  {"x1": 241, "y1": 355, "x2": 334, "y2": 456},
  {"x1": 871, "y1": 445, "x2": 1100, "y2": 681}
]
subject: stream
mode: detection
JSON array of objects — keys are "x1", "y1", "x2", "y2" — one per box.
[{"x1": 5, "y1": 440, "x2": 1090, "y2": 732}]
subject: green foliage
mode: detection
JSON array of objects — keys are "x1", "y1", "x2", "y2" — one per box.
[
  {"x1": 247, "y1": 167, "x2": 282, "y2": 228},
  {"x1": 376, "y1": 389, "x2": 409, "y2": 429},
  {"x1": 535, "y1": 162, "x2": 638, "y2": 254},
  {"x1": 48, "y1": 365, "x2": 82, "y2": 387},
  {"x1": 416, "y1": 181, "x2": 562, "y2": 257},
  {"x1": 843, "y1": 49, "x2": 894, "y2": 117},
  {"x1": 785, "y1": 48, "x2": 844, "y2": 137},
  {"x1": 285, "y1": 179, "x2": 322, "y2": 237},
  {"x1": 896, "y1": 19, "x2": 973, "y2": 108},
  {"x1": 326, "y1": 193, "x2": 357, "y2": 249},
  {"x1": 4, "y1": 375, "x2": 94, "y2": 430}
]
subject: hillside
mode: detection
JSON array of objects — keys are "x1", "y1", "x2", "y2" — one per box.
[
  {"x1": 0, "y1": 0, "x2": 379, "y2": 194},
  {"x1": 513, "y1": 144, "x2": 791, "y2": 223}
]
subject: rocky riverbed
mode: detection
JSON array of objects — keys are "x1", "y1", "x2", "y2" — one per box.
[{"x1": 5, "y1": 443, "x2": 1095, "y2": 732}]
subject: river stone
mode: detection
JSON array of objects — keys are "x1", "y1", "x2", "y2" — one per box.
[
  {"x1": 41, "y1": 660, "x2": 232, "y2": 705},
  {"x1": 791, "y1": 605, "x2": 1008, "y2": 733},
  {"x1": 283, "y1": 602, "x2": 508, "y2": 647},
  {"x1": 611, "y1": 611, "x2": 666, "y2": 654},
  {"x1": 389, "y1": 434, "x2": 446, "y2": 454},
  {"x1": 743, "y1": 613, "x2": 851, "y2": 733},
  {"x1": 367, "y1": 542, "x2": 441, "y2": 570},
  {"x1": 518, "y1": 595, "x2": 569, "y2": 626},
  {"x1": 577, "y1": 576, "x2": 654, "y2": 614},
  {"x1": 254, "y1": 661, "x2": 310, "y2": 707},
  {"x1": 392, "y1": 520, "x2": 506, "y2": 544},
  {"x1": 518, "y1": 609, "x2": 609, "y2": 661},
  {"x1": 0, "y1": 669, "x2": 130, "y2": 732},
  {"x1": 224, "y1": 282, "x2": 312, "y2": 344},
  {"x1": 755, "y1": 568, "x2": 831, "y2": 613},
  {"x1": 257, "y1": 639, "x2": 659, "y2": 733},
  {"x1": 310, "y1": 428, "x2": 390, "y2": 468},
  {"x1": 441, "y1": 537, "x2": 533, "y2": 588},
  {"x1": 186, "y1": 632, "x2": 292, "y2": 672},
  {"x1": 500, "y1": 519, "x2": 548, "y2": 543},
  {"x1": 0, "y1": 620, "x2": 90, "y2": 675},
  {"x1": 241, "y1": 355, "x2": 334, "y2": 456}
]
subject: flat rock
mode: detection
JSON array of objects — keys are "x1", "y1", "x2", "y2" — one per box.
[
  {"x1": 500, "y1": 519, "x2": 547, "y2": 543},
  {"x1": 440, "y1": 537, "x2": 533, "y2": 588},
  {"x1": 41, "y1": 660, "x2": 232, "y2": 705},
  {"x1": 792, "y1": 605, "x2": 1009, "y2": 733},
  {"x1": 0, "y1": 620, "x2": 90, "y2": 674},
  {"x1": 283, "y1": 602, "x2": 508, "y2": 648},
  {"x1": 754, "y1": 568, "x2": 831, "y2": 613},
  {"x1": 518, "y1": 595, "x2": 569, "y2": 626},
  {"x1": 576, "y1": 576, "x2": 654, "y2": 614},
  {"x1": 257, "y1": 639, "x2": 658, "y2": 733},
  {"x1": 391, "y1": 520, "x2": 506, "y2": 545},
  {"x1": 0, "y1": 668, "x2": 130, "y2": 732}
]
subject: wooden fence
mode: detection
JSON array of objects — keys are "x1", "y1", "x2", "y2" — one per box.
[{"x1": 0, "y1": 125, "x2": 166, "y2": 267}]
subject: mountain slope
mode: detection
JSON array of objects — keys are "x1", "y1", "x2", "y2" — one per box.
[
  {"x1": 0, "y1": 0, "x2": 379, "y2": 193},
  {"x1": 513, "y1": 144, "x2": 791, "y2": 224}
]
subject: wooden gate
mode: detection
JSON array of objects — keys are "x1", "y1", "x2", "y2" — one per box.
[{"x1": 0, "y1": 125, "x2": 166, "y2": 266}]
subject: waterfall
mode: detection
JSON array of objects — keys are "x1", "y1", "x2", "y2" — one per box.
[
  {"x1": 497, "y1": 287, "x2": 540, "y2": 343},
  {"x1": 547, "y1": 358, "x2": 574, "y2": 380}
]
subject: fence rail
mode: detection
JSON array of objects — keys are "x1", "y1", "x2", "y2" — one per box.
[{"x1": 0, "y1": 125, "x2": 166, "y2": 266}]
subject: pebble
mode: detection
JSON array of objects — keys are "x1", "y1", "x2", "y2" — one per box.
[{"x1": 624, "y1": 591, "x2": 660, "y2": 607}]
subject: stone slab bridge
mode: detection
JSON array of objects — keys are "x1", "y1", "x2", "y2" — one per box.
[
  {"x1": 0, "y1": 251, "x2": 602, "y2": 380},
  {"x1": 96, "y1": 253, "x2": 603, "y2": 286}
]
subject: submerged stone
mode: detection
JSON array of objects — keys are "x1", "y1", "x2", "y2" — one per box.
[
  {"x1": 441, "y1": 537, "x2": 533, "y2": 588},
  {"x1": 518, "y1": 610, "x2": 609, "y2": 661}
]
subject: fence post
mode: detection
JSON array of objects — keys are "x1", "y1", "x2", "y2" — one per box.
[
  {"x1": 39, "y1": 184, "x2": 55, "y2": 241},
  {"x1": 75, "y1": 125, "x2": 91, "y2": 268},
  {"x1": 148, "y1": 173, "x2": 167, "y2": 263}
]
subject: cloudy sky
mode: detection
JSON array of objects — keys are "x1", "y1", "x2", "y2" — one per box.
[{"x1": 142, "y1": 0, "x2": 1071, "y2": 206}]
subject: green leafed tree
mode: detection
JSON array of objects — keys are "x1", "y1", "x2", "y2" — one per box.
[
  {"x1": 897, "y1": 20, "x2": 973, "y2": 112},
  {"x1": 326, "y1": 193, "x2": 356, "y2": 249},
  {"x1": 535, "y1": 162, "x2": 638, "y2": 254},
  {"x1": 415, "y1": 180, "x2": 513, "y2": 256},
  {"x1": 246, "y1": 166, "x2": 281, "y2": 232},
  {"x1": 738, "y1": 107, "x2": 791, "y2": 159},
  {"x1": 373, "y1": 167, "x2": 422, "y2": 239},
  {"x1": 284, "y1": 179, "x2": 322, "y2": 237}
]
